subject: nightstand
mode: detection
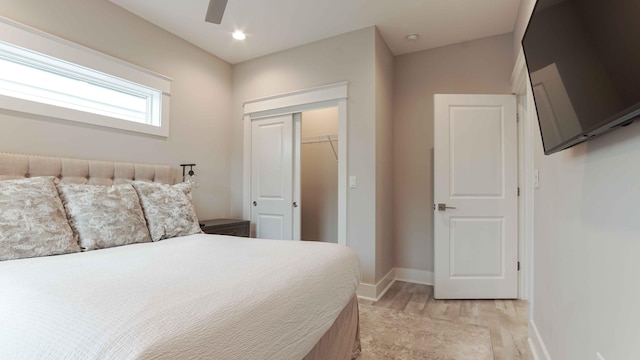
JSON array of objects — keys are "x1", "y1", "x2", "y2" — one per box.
[{"x1": 200, "y1": 218, "x2": 250, "y2": 237}]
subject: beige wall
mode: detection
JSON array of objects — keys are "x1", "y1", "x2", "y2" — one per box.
[
  {"x1": 513, "y1": 0, "x2": 536, "y2": 59},
  {"x1": 374, "y1": 29, "x2": 395, "y2": 281},
  {"x1": 0, "y1": 0, "x2": 232, "y2": 220},
  {"x1": 531, "y1": 105, "x2": 640, "y2": 360},
  {"x1": 393, "y1": 34, "x2": 514, "y2": 272},
  {"x1": 515, "y1": 2, "x2": 640, "y2": 358},
  {"x1": 301, "y1": 108, "x2": 339, "y2": 243},
  {"x1": 231, "y1": 27, "x2": 380, "y2": 284}
]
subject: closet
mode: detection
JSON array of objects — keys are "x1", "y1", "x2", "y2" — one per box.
[
  {"x1": 300, "y1": 108, "x2": 338, "y2": 243},
  {"x1": 243, "y1": 81, "x2": 348, "y2": 245},
  {"x1": 250, "y1": 107, "x2": 338, "y2": 242}
]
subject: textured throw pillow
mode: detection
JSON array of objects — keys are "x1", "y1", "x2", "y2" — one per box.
[
  {"x1": 57, "y1": 183, "x2": 151, "y2": 251},
  {"x1": 0, "y1": 177, "x2": 80, "y2": 261},
  {"x1": 130, "y1": 181, "x2": 202, "y2": 241}
]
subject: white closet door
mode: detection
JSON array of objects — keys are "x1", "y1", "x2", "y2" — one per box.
[{"x1": 251, "y1": 114, "x2": 294, "y2": 240}]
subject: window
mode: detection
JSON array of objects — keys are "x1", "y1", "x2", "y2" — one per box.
[{"x1": 0, "y1": 17, "x2": 171, "y2": 137}]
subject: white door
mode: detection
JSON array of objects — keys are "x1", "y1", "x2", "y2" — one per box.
[
  {"x1": 434, "y1": 94, "x2": 518, "y2": 299},
  {"x1": 251, "y1": 114, "x2": 294, "y2": 240}
]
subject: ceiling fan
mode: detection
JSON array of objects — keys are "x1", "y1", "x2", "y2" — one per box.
[{"x1": 205, "y1": 0, "x2": 228, "y2": 24}]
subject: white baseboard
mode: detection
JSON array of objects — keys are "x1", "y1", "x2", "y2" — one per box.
[
  {"x1": 357, "y1": 267, "x2": 435, "y2": 301},
  {"x1": 528, "y1": 338, "x2": 542, "y2": 360},
  {"x1": 355, "y1": 285, "x2": 377, "y2": 301},
  {"x1": 529, "y1": 320, "x2": 552, "y2": 360},
  {"x1": 357, "y1": 267, "x2": 395, "y2": 301},
  {"x1": 394, "y1": 267, "x2": 434, "y2": 285}
]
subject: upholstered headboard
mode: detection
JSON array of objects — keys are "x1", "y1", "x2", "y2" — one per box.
[{"x1": 0, "y1": 153, "x2": 176, "y2": 185}]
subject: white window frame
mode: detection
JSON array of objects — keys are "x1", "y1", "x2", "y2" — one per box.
[{"x1": 0, "y1": 16, "x2": 171, "y2": 137}]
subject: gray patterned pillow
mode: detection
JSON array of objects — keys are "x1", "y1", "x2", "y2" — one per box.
[
  {"x1": 0, "y1": 177, "x2": 80, "y2": 261},
  {"x1": 57, "y1": 183, "x2": 151, "y2": 251},
  {"x1": 130, "y1": 181, "x2": 202, "y2": 241}
]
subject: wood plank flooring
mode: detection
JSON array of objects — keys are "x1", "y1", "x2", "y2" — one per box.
[{"x1": 358, "y1": 281, "x2": 532, "y2": 360}]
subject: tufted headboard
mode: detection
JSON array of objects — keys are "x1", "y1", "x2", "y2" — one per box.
[{"x1": 0, "y1": 153, "x2": 176, "y2": 185}]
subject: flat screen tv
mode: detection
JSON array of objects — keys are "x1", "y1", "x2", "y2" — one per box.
[{"x1": 522, "y1": 0, "x2": 640, "y2": 155}]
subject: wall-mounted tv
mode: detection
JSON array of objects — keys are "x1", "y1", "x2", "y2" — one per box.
[{"x1": 522, "y1": 0, "x2": 640, "y2": 155}]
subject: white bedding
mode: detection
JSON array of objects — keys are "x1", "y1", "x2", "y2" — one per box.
[{"x1": 0, "y1": 234, "x2": 360, "y2": 360}]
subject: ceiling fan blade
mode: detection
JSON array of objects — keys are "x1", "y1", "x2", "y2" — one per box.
[{"x1": 205, "y1": 0, "x2": 228, "y2": 24}]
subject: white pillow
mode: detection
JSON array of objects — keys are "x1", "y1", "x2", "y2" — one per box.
[
  {"x1": 0, "y1": 177, "x2": 80, "y2": 261},
  {"x1": 57, "y1": 183, "x2": 151, "y2": 251},
  {"x1": 130, "y1": 181, "x2": 202, "y2": 241}
]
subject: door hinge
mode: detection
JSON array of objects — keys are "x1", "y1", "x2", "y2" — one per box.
[
  {"x1": 516, "y1": 113, "x2": 520, "y2": 123},
  {"x1": 517, "y1": 187, "x2": 520, "y2": 196},
  {"x1": 517, "y1": 261, "x2": 520, "y2": 271}
]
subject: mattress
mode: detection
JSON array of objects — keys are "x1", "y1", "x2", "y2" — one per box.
[{"x1": 0, "y1": 234, "x2": 361, "y2": 359}]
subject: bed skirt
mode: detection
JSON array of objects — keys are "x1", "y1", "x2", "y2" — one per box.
[{"x1": 303, "y1": 295, "x2": 361, "y2": 360}]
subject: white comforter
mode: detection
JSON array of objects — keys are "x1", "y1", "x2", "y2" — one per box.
[{"x1": 0, "y1": 234, "x2": 360, "y2": 360}]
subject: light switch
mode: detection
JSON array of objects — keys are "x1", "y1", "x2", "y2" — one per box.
[{"x1": 349, "y1": 176, "x2": 357, "y2": 189}]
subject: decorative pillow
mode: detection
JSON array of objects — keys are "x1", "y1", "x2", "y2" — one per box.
[
  {"x1": 130, "y1": 181, "x2": 202, "y2": 241},
  {"x1": 0, "y1": 177, "x2": 80, "y2": 261},
  {"x1": 56, "y1": 183, "x2": 151, "y2": 251}
]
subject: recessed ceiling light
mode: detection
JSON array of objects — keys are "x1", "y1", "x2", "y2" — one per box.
[
  {"x1": 406, "y1": 33, "x2": 419, "y2": 41},
  {"x1": 232, "y1": 31, "x2": 246, "y2": 40}
]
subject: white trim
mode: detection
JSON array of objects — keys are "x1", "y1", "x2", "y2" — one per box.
[
  {"x1": 244, "y1": 82, "x2": 348, "y2": 114},
  {"x1": 512, "y1": 48, "x2": 534, "y2": 301},
  {"x1": 376, "y1": 268, "x2": 396, "y2": 299},
  {"x1": 292, "y1": 113, "x2": 302, "y2": 240},
  {"x1": 516, "y1": 94, "x2": 527, "y2": 298},
  {"x1": 529, "y1": 338, "x2": 542, "y2": 360},
  {"x1": 337, "y1": 99, "x2": 348, "y2": 246},
  {"x1": 514, "y1": 47, "x2": 543, "y2": 360},
  {"x1": 357, "y1": 268, "x2": 396, "y2": 301},
  {"x1": 394, "y1": 268, "x2": 434, "y2": 285},
  {"x1": 0, "y1": 16, "x2": 171, "y2": 88},
  {"x1": 243, "y1": 82, "x2": 348, "y2": 246},
  {"x1": 245, "y1": 100, "x2": 339, "y2": 121},
  {"x1": 529, "y1": 321, "x2": 552, "y2": 360},
  {"x1": 0, "y1": 95, "x2": 170, "y2": 138},
  {"x1": 511, "y1": 49, "x2": 528, "y2": 97},
  {"x1": 0, "y1": 16, "x2": 171, "y2": 137},
  {"x1": 356, "y1": 267, "x2": 434, "y2": 301},
  {"x1": 355, "y1": 284, "x2": 378, "y2": 301},
  {"x1": 242, "y1": 114, "x2": 252, "y2": 232}
]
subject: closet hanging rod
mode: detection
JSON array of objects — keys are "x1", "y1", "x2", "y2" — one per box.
[
  {"x1": 301, "y1": 135, "x2": 338, "y2": 161},
  {"x1": 301, "y1": 135, "x2": 338, "y2": 144}
]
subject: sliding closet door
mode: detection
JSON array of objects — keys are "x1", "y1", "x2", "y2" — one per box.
[{"x1": 251, "y1": 114, "x2": 294, "y2": 240}]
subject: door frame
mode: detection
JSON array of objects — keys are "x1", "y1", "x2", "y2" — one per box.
[
  {"x1": 242, "y1": 82, "x2": 348, "y2": 246},
  {"x1": 511, "y1": 49, "x2": 535, "y2": 301}
]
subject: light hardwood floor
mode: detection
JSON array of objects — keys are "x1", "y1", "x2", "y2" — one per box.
[{"x1": 358, "y1": 281, "x2": 532, "y2": 360}]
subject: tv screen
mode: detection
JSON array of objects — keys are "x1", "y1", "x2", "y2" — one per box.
[{"x1": 522, "y1": 0, "x2": 640, "y2": 155}]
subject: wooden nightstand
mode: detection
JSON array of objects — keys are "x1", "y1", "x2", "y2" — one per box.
[{"x1": 200, "y1": 218, "x2": 250, "y2": 237}]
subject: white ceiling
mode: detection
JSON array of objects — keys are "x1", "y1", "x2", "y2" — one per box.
[{"x1": 110, "y1": 0, "x2": 522, "y2": 64}]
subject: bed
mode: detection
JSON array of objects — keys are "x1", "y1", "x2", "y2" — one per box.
[{"x1": 0, "y1": 153, "x2": 361, "y2": 360}]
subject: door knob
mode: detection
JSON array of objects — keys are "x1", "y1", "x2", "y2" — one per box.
[
  {"x1": 293, "y1": 202, "x2": 298, "y2": 208},
  {"x1": 253, "y1": 201, "x2": 257, "y2": 206},
  {"x1": 437, "y1": 203, "x2": 456, "y2": 211}
]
